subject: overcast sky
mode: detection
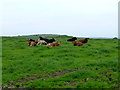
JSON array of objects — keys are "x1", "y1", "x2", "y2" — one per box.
[{"x1": 0, "y1": 0, "x2": 119, "y2": 37}]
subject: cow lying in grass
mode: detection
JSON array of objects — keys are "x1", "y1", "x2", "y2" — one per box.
[
  {"x1": 67, "y1": 37, "x2": 77, "y2": 42},
  {"x1": 39, "y1": 36, "x2": 55, "y2": 43},
  {"x1": 72, "y1": 38, "x2": 90, "y2": 46},
  {"x1": 46, "y1": 41, "x2": 61, "y2": 47},
  {"x1": 72, "y1": 41, "x2": 83, "y2": 46},
  {"x1": 45, "y1": 38, "x2": 55, "y2": 44},
  {"x1": 28, "y1": 39, "x2": 36, "y2": 46},
  {"x1": 29, "y1": 41, "x2": 37, "y2": 46},
  {"x1": 37, "y1": 40, "x2": 47, "y2": 45},
  {"x1": 79, "y1": 38, "x2": 89, "y2": 44},
  {"x1": 28, "y1": 39, "x2": 37, "y2": 46},
  {"x1": 39, "y1": 36, "x2": 49, "y2": 41}
]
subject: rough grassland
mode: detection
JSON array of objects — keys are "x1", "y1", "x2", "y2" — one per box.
[{"x1": 2, "y1": 36, "x2": 119, "y2": 88}]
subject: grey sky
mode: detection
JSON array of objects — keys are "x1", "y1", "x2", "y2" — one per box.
[{"x1": 0, "y1": 0, "x2": 119, "y2": 37}]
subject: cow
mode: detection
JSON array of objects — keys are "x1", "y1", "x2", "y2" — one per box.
[
  {"x1": 37, "y1": 40, "x2": 47, "y2": 45},
  {"x1": 79, "y1": 38, "x2": 89, "y2": 44},
  {"x1": 67, "y1": 37, "x2": 77, "y2": 42},
  {"x1": 72, "y1": 41, "x2": 83, "y2": 46},
  {"x1": 46, "y1": 41, "x2": 61, "y2": 47},
  {"x1": 28, "y1": 39, "x2": 37, "y2": 46},
  {"x1": 39, "y1": 36, "x2": 49, "y2": 41},
  {"x1": 39, "y1": 37, "x2": 55, "y2": 43},
  {"x1": 29, "y1": 41, "x2": 37, "y2": 46}
]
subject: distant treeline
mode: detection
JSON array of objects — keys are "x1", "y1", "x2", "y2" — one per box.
[{"x1": 18, "y1": 34, "x2": 69, "y2": 37}]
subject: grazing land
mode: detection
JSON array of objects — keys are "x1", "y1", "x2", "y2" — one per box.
[{"x1": 2, "y1": 35, "x2": 119, "y2": 88}]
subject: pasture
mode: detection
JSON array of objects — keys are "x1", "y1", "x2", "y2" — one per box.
[{"x1": 2, "y1": 36, "x2": 119, "y2": 88}]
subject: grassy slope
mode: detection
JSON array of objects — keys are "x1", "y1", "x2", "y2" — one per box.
[{"x1": 2, "y1": 36, "x2": 118, "y2": 88}]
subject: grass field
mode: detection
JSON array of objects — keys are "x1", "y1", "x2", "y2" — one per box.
[{"x1": 2, "y1": 36, "x2": 119, "y2": 88}]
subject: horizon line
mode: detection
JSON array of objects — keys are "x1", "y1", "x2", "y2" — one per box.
[{"x1": 0, "y1": 34, "x2": 118, "y2": 39}]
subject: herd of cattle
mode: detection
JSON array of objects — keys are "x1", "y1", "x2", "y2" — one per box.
[{"x1": 28, "y1": 37, "x2": 89, "y2": 47}]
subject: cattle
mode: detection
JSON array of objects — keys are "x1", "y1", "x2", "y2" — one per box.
[
  {"x1": 29, "y1": 41, "x2": 37, "y2": 46},
  {"x1": 45, "y1": 38, "x2": 55, "y2": 43},
  {"x1": 72, "y1": 41, "x2": 83, "y2": 46},
  {"x1": 46, "y1": 41, "x2": 61, "y2": 47},
  {"x1": 28, "y1": 39, "x2": 38, "y2": 43},
  {"x1": 28, "y1": 39, "x2": 35, "y2": 46},
  {"x1": 67, "y1": 37, "x2": 77, "y2": 42},
  {"x1": 28, "y1": 39, "x2": 37, "y2": 46},
  {"x1": 37, "y1": 40, "x2": 47, "y2": 45},
  {"x1": 79, "y1": 38, "x2": 89, "y2": 44},
  {"x1": 39, "y1": 36, "x2": 55, "y2": 43},
  {"x1": 39, "y1": 36, "x2": 49, "y2": 41}
]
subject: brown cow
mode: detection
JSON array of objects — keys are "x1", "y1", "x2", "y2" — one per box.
[
  {"x1": 79, "y1": 38, "x2": 89, "y2": 44},
  {"x1": 72, "y1": 41, "x2": 83, "y2": 46},
  {"x1": 46, "y1": 41, "x2": 61, "y2": 47},
  {"x1": 29, "y1": 41, "x2": 37, "y2": 46},
  {"x1": 28, "y1": 39, "x2": 37, "y2": 46}
]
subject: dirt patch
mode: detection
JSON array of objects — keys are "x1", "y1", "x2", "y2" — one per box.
[
  {"x1": 48, "y1": 68, "x2": 83, "y2": 78},
  {"x1": 4, "y1": 68, "x2": 85, "y2": 88},
  {"x1": 65, "y1": 82, "x2": 76, "y2": 86},
  {"x1": 6, "y1": 74, "x2": 45, "y2": 87}
]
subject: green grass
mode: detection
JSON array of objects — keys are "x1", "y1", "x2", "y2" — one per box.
[{"x1": 2, "y1": 36, "x2": 119, "y2": 88}]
